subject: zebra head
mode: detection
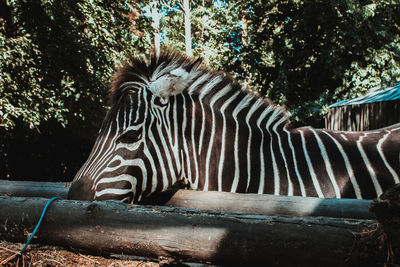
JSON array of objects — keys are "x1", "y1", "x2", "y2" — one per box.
[{"x1": 68, "y1": 52, "x2": 203, "y2": 203}]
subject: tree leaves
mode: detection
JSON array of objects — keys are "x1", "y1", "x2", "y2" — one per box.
[
  {"x1": 0, "y1": 0, "x2": 146, "y2": 131},
  {"x1": 213, "y1": 0, "x2": 400, "y2": 126}
]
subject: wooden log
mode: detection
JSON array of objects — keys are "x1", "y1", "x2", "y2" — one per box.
[
  {"x1": 0, "y1": 180, "x2": 69, "y2": 198},
  {"x1": 143, "y1": 189, "x2": 374, "y2": 219},
  {"x1": 0, "y1": 196, "x2": 374, "y2": 266},
  {"x1": 0, "y1": 180, "x2": 374, "y2": 219}
]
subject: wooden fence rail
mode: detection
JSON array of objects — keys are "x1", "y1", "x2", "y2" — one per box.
[
  {"x1": 0, "y1": 196, "x2": 375, "y2": 266},
  {"x1": 1, "y1": 180, "x2": 399, "y2": 266},
  {"x1": 0, "y1": 180, "x2": 374, "y2": 219}
]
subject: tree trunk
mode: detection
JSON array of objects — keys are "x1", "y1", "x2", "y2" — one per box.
[
  {"x1": 183, "y1": 0, "x2": 192, "y2": 56},
  {"x1": 151, "y1": 0, "x2": 161, "y2": 57},
  {"x1": 0, "y1": 196, "x2": 375, "y2": 266}
]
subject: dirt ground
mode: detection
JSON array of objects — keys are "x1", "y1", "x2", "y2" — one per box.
[{"x1": 0, "y1": 240, "x2": 159, "y2": 267}]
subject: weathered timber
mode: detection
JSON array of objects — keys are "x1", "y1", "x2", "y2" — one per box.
[
  {"x1": 142, "y1": 189, "x2": 374, "y2": 219},
  {"x1": 0, "y1": 196, "x2": 374, "y2": 266},
  {"x1": 0, "y1": 180, "x2": 69, "y2": 198},
  {"x1": 0, "y1": 180, "x2": 374, "y2": 219}
]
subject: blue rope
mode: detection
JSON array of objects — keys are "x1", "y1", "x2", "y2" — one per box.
[{"x1": 19, "y1": 196, "x2": 62, "y2": 254}]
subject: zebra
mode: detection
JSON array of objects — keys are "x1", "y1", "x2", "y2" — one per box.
[{"x1": 68, "y1": 50, "x2": 400, "y2": 203}]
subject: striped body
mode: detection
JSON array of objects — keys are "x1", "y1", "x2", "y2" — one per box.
[{"x1": 68, "y1": 52, "x2": 400, "y2": 202}]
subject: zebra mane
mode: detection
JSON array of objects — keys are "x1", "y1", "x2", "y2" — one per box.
[
  {"x1": 110, "y1": 50, "x2": 290, "y2": 127},
  {"x1": 110, "y1": 50, "x2": 201, "y2": 103}
]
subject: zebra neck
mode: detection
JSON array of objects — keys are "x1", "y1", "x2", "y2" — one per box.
[{"x1": 173, "y1": 91, "x2": 290, "y2": 192}]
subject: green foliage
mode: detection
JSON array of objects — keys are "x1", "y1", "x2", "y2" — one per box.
[
  {"x1": 2, "y1": 0, "x2": 400, "y2": 130},
  {"x1": 0, "y1": 0, "x2": 148, "y2": 131},
  {"x1": 159, "y1": 0, "x2": 236, "y2": 69},
  {"x1": 0, "y1": 0, "x2": 150, "y2": 180},
  {"x1": 0, "y1": 20, "x2": 42, "y2": 129},
  {"x1": 216, "y1": 0, "x2": 400, "y2": 126}
]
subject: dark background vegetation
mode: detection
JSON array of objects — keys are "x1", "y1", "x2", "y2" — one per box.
[{"x1": 1, "y1": 0, "x2": 399, "y2": 181}]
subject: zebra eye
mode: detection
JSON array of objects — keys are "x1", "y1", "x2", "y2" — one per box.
[{"x1": 117, "y1": 130, "x2": 142, "y2": 143}]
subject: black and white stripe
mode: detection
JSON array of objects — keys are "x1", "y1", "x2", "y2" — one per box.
[{"x1": 68, "y1": 51, "x2": 400, "y2": 202}]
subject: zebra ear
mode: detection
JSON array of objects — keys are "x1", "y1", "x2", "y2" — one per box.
[
  {"x1": 147, "y1": 57, "x2": 202, "y2": 99},
  {"x1": 148, "y1": 70, "x2": 189, "y2": 99}
]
